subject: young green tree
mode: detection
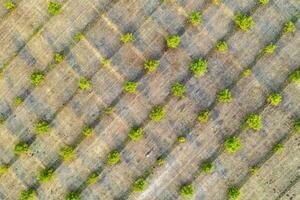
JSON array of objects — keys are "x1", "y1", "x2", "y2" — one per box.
[
  {"x1": 241, "y1": 68, "x2": 252, "y2": 77},
  {"x1": 30, "y1": 71, "x2": 44, "y2": 86},
  {"x1": 268, "y1": 93, "x2": 282, "y2": 106},
  {"x1": 245, "y1": 113, "x2": 262, "y2": 131},
  {"x1": 217, "y1": 89, "x2": 232, "y2": 103},
  {"x1": 272, "y1": 143, "x2": 284, "y2": 153},
  {"x1": 189, "y1": 12, "x2": 202, "y2": 25},
  {"x1": 20, "y1": 188, "x2": 36, "y2": 200},
  {"x1": 234, "y1": 12, "x2": 255, "y2": 31},
  {"x1": 74, "y1": 32, "x2": 84, "y2": 42},
  {"x1": 225, "y1": 136, "x2": 241, "y2": 153},
  {"x1": 149, "y1": 105, "x2": 165, "y2": 122},
  {"x1": 197, "y1": 109, "x2": 210, "y2": 123},
  {"x1": 0, "y1": 165, "x2": 9, "y2": 175},
  {"x1": 216, "y1": 41, "x2": 228, "y2": 52},
  {"x1": 294, "y1": 118, "x2": 300, "y2": 132},
  {"x1": 259, "y1": 0, "x2": 269, "y2": 5},
  {"x1": 227, "y1": 186, "x2": 240, "y2": 200},
  {"x1": 129, "y1": 127, "x2": 143, "y2": 141},
  {"x1": 82, "y1": 127, "x2": 93, "y2": 137},
  {"x1": 180, "y1": 184, "x2": 195, "y2": 198},
  {"x1": 171, "y1": 82, "x2": 185, "y2": 97},
  {"x1": 288, "y1": 70, "x2": 300, "y2": 83},
  {"x1": 144, "y1": 59, "x2": 160, "y2": 73},
  {"x1": 201, "y1": 161, "x2": 214, "y2": 173},
  {"x1": 190, "y1": 58, "x2": 208, "y2": 76},
  {"x1": 39, "y1": 168, "x2": 54, "y2": 182},
  {"x1": 35, "y1": 120, "x2": 50, "y2": 134},
  {"x1": 166, "y1": 35, "x2": 181, "y2": 48},
  {"x1": 283, "y1": 21, "x2": 296, "y2": 34},
  {"x1": 133, "y1": 178, "x2": 147, "y2": 192},
  {"x1": 124, "y1": 81, "x2": 138, "y2": 93},
  {"x1": 87, "y1": 172, "x2": 99, "y2": 185},
  {"x1": 54, "y1": 53, "x2": 64, "y2": 63},
  {"x1": 59, "y1": 145, "x2": 74, "y2": 161},
  {"x1": 121, "y1": 33, "x2": 133, "y2": 43},
  {"x1": 4, "y1": 1, "x2": 15, "y2": 11},
  {"x1": 78, "y1": 77, "x2": 90, "y2": 90},
  {"x1": 263, "y1": 43, "x2": 277, "y2": 55},
  {"x1": 107, "y1": 151, "x2": 121, "y2": 165},
  {"x1": 14, "y1": 142, "x2": 29, "y2": 155},
  {"x1": 66, "y1": 191, "x2": 80, "y2": 200},
  {"x1": 48, "y1": 2, "x2": 61, "y2": 15},
  {"x1": 15, "y1": 96, "x2": 23, "y2": 106},
  {"x1": 178, "y1": 136, "x2": 186, "y2": 143}
]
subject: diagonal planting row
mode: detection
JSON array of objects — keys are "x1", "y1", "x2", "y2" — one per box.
[
  {"x1": 0, "y1": 0, "x2": 188, "y2": 198},
  {"x1": 38, "y1": 0, "x2": 300, "y2": 199}
]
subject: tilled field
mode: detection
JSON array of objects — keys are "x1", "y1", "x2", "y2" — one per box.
[{"x1": 0, "y1": 0, "x2": 299, "y2": 200}]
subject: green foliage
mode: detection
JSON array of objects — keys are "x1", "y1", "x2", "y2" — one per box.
[
  {"x1": 198, "y1": 109, "x2": 210, "y2": 123},
  {"x1": 283, "y1": 21, "x2": 296, "y2": 34},
  {"x1": 294, "y1": 118, "x2": 300, "y2": 132},
  {"x1": 129, "y1": 127, "x2": 143, "y2": 141},
  {"x1": 272, "y1": 143, "x2": 284, "y2": 153},
  {"x1": 288, "y1": 70, "x2": 300, "y2": 83},
  {"x1": 189, "y1": 12, "x2": 202, "y2": 25},
  {"x1": 0, "y1": 165, "x2": 9, "y2": 175},
  {"x1": 245, "y1": 113, "x2": 262, "y2": 131},
  {"x1": 201, "y1": 161, "x2": 214, "y2": 173},
  {"x1": 74, "y1": 32, "x2": 84, "y2": 42},
  {"x1": 102, "y1": 58, "x2": 110, "y2": 67},
  {"x1": 234, "y1": 12, "x2": 255, "y2": 31},
  {"x1": 78, "y1": 77, "x2": 90, "y2": 90},
  {"x1": 225, "y1": 136, "x2": 241, "y2": 153},
  {"x1": 268, "y1": 93, "x2": 282, "y2": 106},
  {"x1": 259, "y1": 0, "x2": 269, "y2": 5},
  {"x1": 20, "y1": 189, "x2": 36, "y2": 200},
  {"x1": 66, "y1": 191, "x2": 80, "y2": 200},
  {"x1": 133, "y1": 178, "x2": 147, "y2": 192},
  {"x1": 48, "y1": 2, "x2": 61, "y2": 15},
  {"x1": 190, "y1": 58, "x2": 208, "y2": 76},
  {"x1": 166, "y1": 35, "x2": 181, "y2": 48},
  {"x1": 149, "y1": 105, "x2": 165, "y2": 122},
  {"x1": 82, "y1": 127, "x2": 93, "y2": 137},
  {"x1": 180, "y1": 184, "x2": 195, "y2": 198},
  {"x1": 4, "y1": 1, "x2": 15, "y2": 10},
  {"x1": 178, "y1": 136, "x2": 186, "y2": 143},
  {"x1": 105, "y1": 107, "x2": 113, "y2": 115},
  {"x1": 30, "y1": 71, "x2": 44, "y2": 86},
  {"x1": 171, "y1": 82, "x2": 185, "y2": 97},
  {"x1": 216, "y1": 41, "x2": 228, "y2": 52},
  {"x1": 124, "y1": 81, "x2": 138, "y2": 93},
  {"x1": 263, "y1": 43, "x2": 277, "y2": 54},
  {"x1": 249, "y1": 166, "x2": 258, "y2": 174},
  {"x1": 227, "y1": 186, "x2": 240, "y2": 200},
  {"x1": 156, "y1": 157, "x2": 165, "y2": 166},
  {"x1": 35, "y1": 120, "x2": 50, "y2": 134},
  {"x1": 87, "y1": 172, "x2": 98, "y2": 185},
  {"x1": 59, "y1": 145, "x2": 74, "y2": 161},
  {"x1": 241, "y1": 68, "x2": 251, "y2": 77},
  {"x1": 14, "y1": 142, "x2": 29, "y2": 155},
  {"x1": 39, "y1": 168, "x2": 54, "y2": 182},
  {"x1": 217, "y1": 89, "x2": 232, "y2": 103},
  {"x1": 15, "y1": 96, "x2": 23, "y2": 106},
  {"x1": 54, "y1": 53, "x2": 64, "y2": 63},
  {"x1": 107, "y1": 151, "x2": 121, "y2": 165},
  {"x1": 121, "y1": 33, "x2": 133, "y2": 43},
  {"x1": 144, "y1": 59, "x2": 160, "y2": 73}
]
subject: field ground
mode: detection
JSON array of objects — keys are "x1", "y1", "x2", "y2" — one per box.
[{"x1": 0, "y1": 0, "x2": 299, "y2": 200}]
